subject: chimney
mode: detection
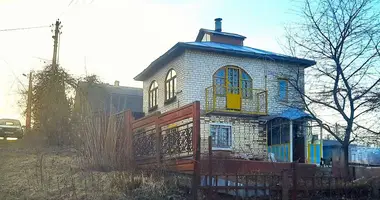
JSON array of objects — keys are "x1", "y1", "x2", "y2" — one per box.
[
  {"x1": 114, "y1": 80, "x2": 120, "y2": 86},
  {"x1": 215, "y1": 18, "x2": 222, "y2": 32}
]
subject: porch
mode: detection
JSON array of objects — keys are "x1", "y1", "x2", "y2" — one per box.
[{"x1": 262, "y1": 109, "x2": 323, "y2": 165}]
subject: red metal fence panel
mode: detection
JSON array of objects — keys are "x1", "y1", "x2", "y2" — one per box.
[{"x1": 124, "y1": 101, "x2": 201, "y2": 172}]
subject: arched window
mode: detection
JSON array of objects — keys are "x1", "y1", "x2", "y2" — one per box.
[
  {"x1": 213, "y1": 66, "x2": 252, "y2": 98},
  {"x1": 149, "y1": 81, "x2": 158, "y2": 110},
  {"x1": 165, "y1": 69, "x2": 177, "y2": 102}
]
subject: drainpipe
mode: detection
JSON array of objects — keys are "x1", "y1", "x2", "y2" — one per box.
[
  {"x1": 320, "y1": 125, "x2": 323, "y2": 165},
  {"x1": 305, "y1": 122, "x2": 308, "y2": 163},
  {"x1": 289, "y1": 120, "x2": 293, "y2": 162}
]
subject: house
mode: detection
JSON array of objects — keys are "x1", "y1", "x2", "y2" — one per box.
[
  {"x1": 74, "y1": 80, "x2": 144, "y2": 118},
  {"x1": 134, "y1": 18, "x2": 320, "y2": 163}
]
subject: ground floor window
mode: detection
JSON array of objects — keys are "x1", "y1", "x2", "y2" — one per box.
[
  {"x1": 210, "y1": 124, "x2": 232, "y2": 150},
  {"x1": 267, "y1": 118, "x2": 290, "y2": 146}
]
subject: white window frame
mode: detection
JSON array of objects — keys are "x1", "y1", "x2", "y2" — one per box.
[{"x1": 209, "y1": 123, "x2": 233, "y2": 151}]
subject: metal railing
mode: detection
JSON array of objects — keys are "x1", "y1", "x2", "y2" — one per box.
[{"x1": 205, "y1": 85, "x2": 268, "y2": 115}]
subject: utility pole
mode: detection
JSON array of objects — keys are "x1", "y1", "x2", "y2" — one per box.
[
  {"x1": 25, "y1": 72, "x2": 33, "y2": 131},
  {"x1": 51, "y1": 19, "x2": 62, "y2": 71}
]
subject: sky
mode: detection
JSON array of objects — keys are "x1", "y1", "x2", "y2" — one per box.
[{"x1": 0, "y1": 0, "x2": 305, "y2": 123}]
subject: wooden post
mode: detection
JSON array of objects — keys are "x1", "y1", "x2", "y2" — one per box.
[
  {"x1": 156, "y1": 116, "x2": 161, "y2": 167},
  {"x1": 208, "y1": 135, "x2": 213, "y2": 199},
  {"x1": 124, "y1": 110, "x2": 134, "y2": 170},
  {"x1": 373, "y1": 179, "x2": 380, "y2": 199},
  {"x1": 192, "y1": 101, "x2": 201, "y2": 200},
  {"x1": 25, "y1": 71, "x2": 33, "y2": 131},
  {"x1": 282, "y1": 170, "x2": 289, "y2": 200},
  {"x1": 292, "y1": 163, "x2": 297, "y2": 200}
]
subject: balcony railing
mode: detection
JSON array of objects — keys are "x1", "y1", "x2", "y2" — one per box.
[{"x1": 205, "y1": 85, "x2": 268, "y2": 115}]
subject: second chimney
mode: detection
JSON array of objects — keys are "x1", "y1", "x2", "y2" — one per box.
[{"x1": 215, "y1": 18, "x2": 222, "y2": 32}]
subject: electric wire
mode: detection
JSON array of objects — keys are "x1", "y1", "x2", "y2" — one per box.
[{"x1": 0, "y1": 25, "x2": 50, "y2": 32}]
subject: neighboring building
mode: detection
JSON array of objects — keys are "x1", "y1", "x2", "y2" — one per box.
[
  {"x1": 323, "y1": 140, "x2": 380, "y2": 166},
  {"x1": 134, "y1": 18, "x2": 317, "y2": 162},
  {"x1": 74, "y1": 80, "x2": 144, "y2": 118}
]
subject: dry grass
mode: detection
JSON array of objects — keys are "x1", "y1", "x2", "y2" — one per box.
[
  {"x1": 0, "y1": 134, "x2": 191, "y2": 200},
  {"x1": 0, "y1": 138, "x2": 117, "y2": 200}
]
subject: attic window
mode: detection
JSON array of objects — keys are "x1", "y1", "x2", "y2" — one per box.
[{"x1": 202, "y1": 33, "x2": 210, "y2": 42}]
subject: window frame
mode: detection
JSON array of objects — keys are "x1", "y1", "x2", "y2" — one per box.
[
  {"x1": 278, "y1": 78, "x2": 289, "y2": 102},
  {"x1": 202, "y1": 33, "x2": 211, "y2": 42},
  {"x1": 148, "y1": 81, "x2": 158, "y2": 111},
  {"x1": 241, "y1": 70, "x2": 253, "y2": 99},
  {"x1": 213, "y1": 66, "x2": 253, "y2": 98},
  {"x1": 164, "y1": 69, "x2": 177, "y2": 104},
  {"x1": 213, "y1": 67, "x2": 227, "y2": 96},
  {"x1": 267, "y1": 118, "x2": 290, "y2": 146},
  {"x1": 210, "y1": 123, "x2": 233, "y2": 151}
]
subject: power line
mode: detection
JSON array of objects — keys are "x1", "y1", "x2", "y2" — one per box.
[
  {"x1": 58, "y1": 0, "x2": 95, "y2": 19},
  {"x1": 0, "y1": 25, "x2": 50, "y2": 32},
  {"x1": 1, "y1": 59, "x2": 27, "y2": 90}
]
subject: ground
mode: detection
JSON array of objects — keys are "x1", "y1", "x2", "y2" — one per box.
[
  {"x1": 0, "y1": 138, "x2": 124, "y2": 200},
  {"x1": 0, "y1": 137, "x2": 192, "y2": 200}
]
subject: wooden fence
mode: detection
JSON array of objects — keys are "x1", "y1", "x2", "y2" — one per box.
[{"x1": 198, "y1": 136, "x2": 379, "y2": 200}]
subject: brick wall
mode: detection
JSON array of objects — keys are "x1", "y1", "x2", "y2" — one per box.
[
  {"x1": 200, "y1": 115, "x2": 267, "y2": 160},
  {"x1": 142, "y1": 49, "x2": 305, "y2": 115},
  {"x1": 142, "y1": 53, "x2": 189, "y2": 114}
]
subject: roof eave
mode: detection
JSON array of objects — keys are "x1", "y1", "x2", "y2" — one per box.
[
  {"x1": 195, "y1": 29, "x2": 206, "y2": 42},
  {"x1": 181, "y1": 43, "x2": 316, "y2": 67},
  {"x1": 134, "y1": 42, "x2": 316, "y2": 81},
  {"x1": 134, "y1": 43, "x2": 186, "y2": 81},
  {"x1": 195, "y1": 29, "x2": 247, "y2": 42}
]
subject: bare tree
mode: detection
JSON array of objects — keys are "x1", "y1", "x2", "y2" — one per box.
[{"x1": 286, "y1": 0, "x2": 380, "y2": 176}]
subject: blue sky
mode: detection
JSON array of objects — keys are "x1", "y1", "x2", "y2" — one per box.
[{"x1": 0, "y1": 0, "x2": 304, "y2": 121}]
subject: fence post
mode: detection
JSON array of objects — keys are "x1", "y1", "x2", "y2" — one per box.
[
  {"x1": 282, "y1": 170, "x2": 289, "y2": 200},
  {"x1": 192, "y1": 101, "x2": 201, "y2": 200},
  {"x1": 124, "y1": 110, "x2": 134, "y2": 170},
  {"x1": 373, "y1": 179, "x2": 380, "y2": 199},
  {"x1": 208, "y1": 135, "x2": 213, "y2": 200},
  {"x1": 291, "y1": 163, "x2": 297, "y2": 200}
]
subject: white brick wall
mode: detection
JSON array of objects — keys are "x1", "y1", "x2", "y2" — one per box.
[
  {"x1": 200, "y1": 115, "x2": 267, "y2": 160},
  {"x1": 142, "y1": 50, "x2": 305, "y2": 115},
  {"x1": 142, "y1": 53, "x2": 189, "y2": 114}
]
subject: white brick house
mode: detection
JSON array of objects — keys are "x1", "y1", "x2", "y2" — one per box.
[{"x1": 134, "y1": 18, "x2": 319, "y2": 163}]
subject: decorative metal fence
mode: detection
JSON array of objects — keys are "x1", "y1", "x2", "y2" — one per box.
[{"x1": 130, "y1": 101, "x2": 200, "y2": 171}]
